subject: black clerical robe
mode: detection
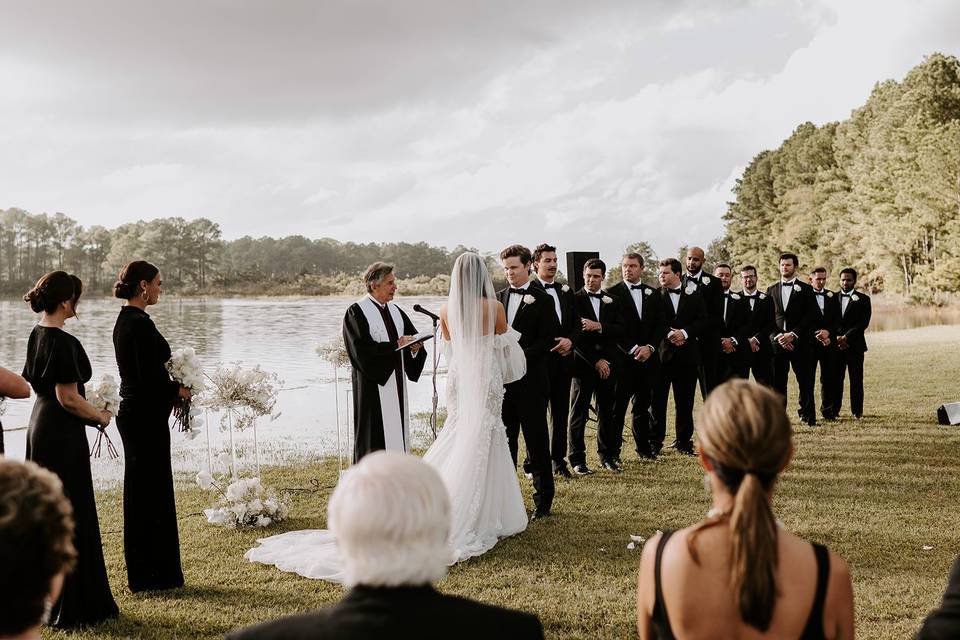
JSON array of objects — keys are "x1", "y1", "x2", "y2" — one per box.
[{"x1": 343, "y1": 296, "x2": 427, "y2": 462}]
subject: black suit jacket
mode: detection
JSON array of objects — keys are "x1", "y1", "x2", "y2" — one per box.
[
  {"x1": 718, "y1": 291, "x2": 750, "y2": 362},
  {"x1": 608, "y1": 281, "x2": 666, "y2": 367},
  {"x1": 739, "y1": 290, "x2": 775, "y2": 354},
  {"x1": 766, "y1": 280, "x2": 818, "y2": 352},
  {"x1": 684, "y1": 272, "x2": 724, "y2": 337},
  {"x1": 497, "y1": 283, "x2": 561, "y2": 395},
  {"x1": 225, "y1": 585, "x2": 545, "y2": 640},
  {"x1": 570, "y1": 288, "x2": 623, "y2": 376},
  {"x1": 528, "y1": 279, "x2": 579, "y2": 340},
  {"x1": 810, "y1": 289, "x2": 842, "y2": 347},
  {"x1": 838, "y1": 290, "x2": 872, "y2": 353},
  {"x1": 657, "y1": 286, "x2": 708, "y2": 366},
  {"x1": 917, "y1": 555, "x2": 960, "y2": 639}
]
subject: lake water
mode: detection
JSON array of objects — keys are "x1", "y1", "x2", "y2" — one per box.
[
  {"x1": 0, "y1": 294, "x2": 955, "y2": 483},
  {"x1": 0, "y1": 295, "x2": 449, "y2": 482}
]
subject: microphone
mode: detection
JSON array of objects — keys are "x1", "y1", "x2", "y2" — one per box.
[{"x1": 413, "y1": 304, "x2": 440, "y2": 322}]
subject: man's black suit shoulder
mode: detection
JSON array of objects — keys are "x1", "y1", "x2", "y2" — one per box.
[
  {"x1": 917, "y1": 555, "x2": 960, "y2": 639},
  {"x1": 226, "y1": 586, "x2": 545, "y2": 640}
]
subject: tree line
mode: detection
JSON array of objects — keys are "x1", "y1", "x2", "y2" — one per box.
[{"x1": 722, "y1": 53, "x2": 960, "y2": 303}]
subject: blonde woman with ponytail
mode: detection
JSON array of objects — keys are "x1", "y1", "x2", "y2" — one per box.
[{"x1": 636, "y1": 380, "x2": 854, "y2": 639}]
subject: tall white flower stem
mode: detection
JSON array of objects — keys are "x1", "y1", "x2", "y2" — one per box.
[{"x1": 228, "y1": 410, "x2": 237, "y2": 482}]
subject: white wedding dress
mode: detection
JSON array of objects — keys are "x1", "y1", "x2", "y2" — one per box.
[{"x1": 245, "y1": 253, "x2": 528, "y2": 580}]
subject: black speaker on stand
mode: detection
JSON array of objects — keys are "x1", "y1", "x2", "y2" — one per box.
[
  {"x1": 937, "y1": 402, "x2": 960, "y2": 425},
  {"x1": 566, "y1": 251, "x2": 600, "y2": 292}
]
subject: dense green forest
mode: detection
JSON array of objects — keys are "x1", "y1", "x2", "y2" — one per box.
[
  {"x1": 723, "y1": 53, "x2": 960, "y2": 303},
  {"x1": 3, "y1": 54, "x2": 957, "y2": 299}
]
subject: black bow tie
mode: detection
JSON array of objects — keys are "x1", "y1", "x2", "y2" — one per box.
[
  {"x1": 669, "y1": 288, "x2": 681, "y2": 295},
  {"x1": 509, "y1": 288, "x2": 526, "y2": 295},
  {"x1": 781, "y1": 282, "x2": 795, "y2": 287},
  {"x1": 630, "y1": 284, "x2": 643, "y2": 290},
  {"x1": 841, "y1": 292, "x2": 852, "y2": 297},
  {"x1": 542, "y1": 282, "x2": 559, "y2": 290},
  {"x1": 814, "y1": 291, "x2": 826, "y2": 296},
  {"x1": 587, "y1": 292, "x2": 603, "y2": 299},
  {"x1": 723, "y1": 292, "x2": 731, "y2": 297}
]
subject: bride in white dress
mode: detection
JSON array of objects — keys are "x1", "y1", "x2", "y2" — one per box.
[{"x1": 245, "y1": 252, "x2": 528, "y2": 580}]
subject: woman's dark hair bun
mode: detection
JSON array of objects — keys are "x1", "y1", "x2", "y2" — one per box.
[
  {"x1": 23, "y1": 271, "x2": 80, "y2": 315},
  {"x1": 113, "y1": 280, "x2": 135, "y2": 299},
  {"x1": 115, "y1": 261, "x2": 159, "y2": 300}
]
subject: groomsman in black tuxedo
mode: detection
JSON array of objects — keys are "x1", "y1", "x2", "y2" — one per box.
[
  {"x1": 767, "y1": 252, "x2": 818, "y2": 426},
  {"x1": 569, "y1": 259, "x2": 624, "y2": 473},
  {"x1": 497, "y1": 244, "x2": 559, "y2": 519},
  {"x1": 528, "y1": 243, "x2": 579, "y2": 479},
  {"x1": 609, "y1": 252, "x2": 665, "y2": 460},
  {"x1": 835, "y1": 268, "x2": 872, "y2": 419},
  {"x1": 651, "y1": 258, "x2": 708, "y2": 456},
  {"x1": 712, "y1": 264, "x2": 749, "y2": 383},
  {"x1": 808, "y1": 266, "x2": 841, "y2": 421},
  {"x1": 735, "y1": 265, "x2": 775, "y2": 386},
  {"x1": 683, "y1": 246, "x2": 724, "y2": 398}
]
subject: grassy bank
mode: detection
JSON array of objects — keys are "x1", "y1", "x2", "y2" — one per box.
[{"x1": 47, "y1": 325, "x2": 960, "y2": 639}]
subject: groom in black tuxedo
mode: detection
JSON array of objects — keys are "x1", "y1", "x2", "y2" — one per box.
[
  {"x1": 497, "y1": 244, "x2": 559, "y2": 519},
  {"x1": 527, "y1": 243, "x2": 579, "y2": 479},
  {"x1": 569, "y1": 258, "x2": 623, "y2": 473},
  {"x1": 608, "y1": 252, "x2": 664, "y2": 460},
  {"x1": 767, "y1": 252, "x2": 818, "y2": 426},
  {"x1": 651, "y1": 258, "x2": 708, "y2": 456},
  {"x1": 735, "y1": 265, "x2": 775, "y2": 386},
  {"x1": 835, "y1": 267, "x2": 872, "y2": 419}
]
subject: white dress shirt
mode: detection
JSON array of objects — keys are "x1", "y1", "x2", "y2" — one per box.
[
  {"x1": 624, "y1": 280, "x2": 644, "y2": 318},
  {"x1": 538, "y1": 277, "x2": 562, "y2": 322},
  {"x1": 812, "y1": 288, "x2": 826, "y2": 312},
  {"x1": 506, "y1": 282, "x2": 530, "y2": 326},
  {"x1": 841, "y1": 290, "x2": 852, "y2": 316},
  {"x1": 586, "y1": 290, "x2": 602, "y2": 319}
]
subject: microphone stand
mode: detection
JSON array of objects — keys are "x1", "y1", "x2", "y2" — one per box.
[{"x1": 430, "y1": 315, "x2": 440, "y2": 441}]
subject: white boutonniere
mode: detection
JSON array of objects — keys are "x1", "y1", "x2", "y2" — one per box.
[
  {"x1": 644, "y1": 288, "x2": 652, "y2": 296},
  {"x1": 562, "y1": 284, "x2": 570, "y2": 293},
  {"x1": 827, "y1": 291, "x2": 834, "y2": 298},
  {"x1": 684, "y1": 283, "x2": 697, "y2": 295},
  {"x1": 731, "y1": 293, "x2": 741, "y2": 300},
  {"x1": 793, "y1": 284, "x2": 801, "y2": 292},
  {"x1": 522, "y1": 294, "x2": 536, "y2": 305},
  {"x1": 759, "y1": 292, "x2": 767, "y2": 299},
  {"x1": 601, "y1": 295, "x2": 613, "y2": 304},
  {"x1": 851, "y1": 294, "x2": 860, "y2": 302},
  {"x1": 702, "y1": 276, "x2": 711, "y2": 285}
]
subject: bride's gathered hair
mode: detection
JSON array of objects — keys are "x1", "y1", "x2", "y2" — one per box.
[{"x1": 328, "y1": 451, "x2": 451, "y2": 588}]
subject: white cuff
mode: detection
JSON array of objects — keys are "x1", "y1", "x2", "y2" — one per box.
[{"x1": 681, "y1": 329, "x2": 688, "y2": 340}]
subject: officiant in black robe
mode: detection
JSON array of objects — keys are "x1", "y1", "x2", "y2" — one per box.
[{"x1": 343, "y1": 263, "x2": 427, "y2": 462}]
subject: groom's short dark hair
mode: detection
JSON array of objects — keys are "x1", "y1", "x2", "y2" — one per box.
[
  {"x1": 532, "y1": 244, "x2": 556, "y2": 264},
  {"x1": 500, "y1": 244, "x2": 532, "y2": 265}
]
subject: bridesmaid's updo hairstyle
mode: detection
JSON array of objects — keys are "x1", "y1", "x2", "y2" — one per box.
[
  {"x1": 690, "y1": 380, "x2": 793, "y2": 632},
  {"x1": 23, "y1": 271, "x2": 83, "y2": 314},
  {"x1": 114, "y1": 260, "x2": 159, "y2": 299}
]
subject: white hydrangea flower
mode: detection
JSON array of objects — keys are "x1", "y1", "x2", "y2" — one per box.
[{"x1": 196, "y1": 470, "x2": 214, "y2": 490}]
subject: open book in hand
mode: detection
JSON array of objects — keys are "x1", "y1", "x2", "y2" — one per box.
[{"x1": 395, "y1": 330, "x2": 436, "y2": 351}]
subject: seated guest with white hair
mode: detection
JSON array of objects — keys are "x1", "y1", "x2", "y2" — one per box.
[{"x1": 227, "y1": 451, "x2": 544, "y2": 639}]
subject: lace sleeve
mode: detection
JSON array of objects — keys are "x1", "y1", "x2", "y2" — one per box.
[{"x1": 494, "y1": 328, "x2": 527, "y2": 384}]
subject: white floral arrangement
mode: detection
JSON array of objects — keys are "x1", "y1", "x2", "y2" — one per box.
[
  {"x1": 196, "y1": 472, "x2": 289, "y2": 528},
  {"x1": 204, "y1": 363, "x2": 282, "y2": 431},
  {"x1": 167, "y1": 347, "x2": 206, "y2": 436},
  {"x1": 561, "y1": 284, "x2": 571, "y2": 293},
  {"x1": 644, "y1": 288, "x2": 652, "y2": 296},
  {"x1": 89, "y1": 374, "x2": 120, "y2": 459},
  {"x1": 684, "y1": 283, "x2": 697, "y2": 295},
  {"x1": 731, "y1": 293, "x2": 741, "y2": 300},
  {"x1": 793, "y1": 284, "x2": 801, "y2": 292},
  {"x1": 851, "y1": 294, "x2": 860, "y2": 302},
  {"x1": 315, "y1": 335, "x2": 351, "y2": 368},
  {"x1": 601, "y1": 295, "x2": 613, "y2": 304},
  {"x1": 522, "y1": 294, "x2": 536, "y2": 305},
  {"x1": 702, "y1": 276, "x2": 711, "y2": 285}
]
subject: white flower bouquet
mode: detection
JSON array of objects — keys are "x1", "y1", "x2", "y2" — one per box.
[
  {"x1": 166, "y1": 347, "x2": 206, "y2": 435},
  {"x1": 89, "y1": 374, "x2": 120, "y2": 459},
  {"x1": 315, "y1": 336, "x2": 351, "y2": 368},
  {"x1": 203, "y1": 364, "x2": 282, "y2": 432},
  {"x1": 196, "y1": 472, "x2": 289, "y2": 528}
]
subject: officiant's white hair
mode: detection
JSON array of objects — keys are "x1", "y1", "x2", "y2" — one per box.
[{"x1": 329, "y1": 451, "x2": 452, "y2": 587}]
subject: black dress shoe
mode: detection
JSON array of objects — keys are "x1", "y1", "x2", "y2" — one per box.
[
  {"x1": 676, "y1": 444, "x2": 696, "y2": 456},
  {"x1": 530, "y1": 510, "x2": 551, "y2": 521},
  {"x1": 637, "y1": 448, "x2": 657, "y2": 461},
  {"x1": 572, "y1": 463, "x2": 593, "y2": 476},
  {"x1": 601, "y1": 460, "x2": 622, "y2": 473},
  {"x1": 554, "y1": 466, "x2": 573, "y2": 479}
]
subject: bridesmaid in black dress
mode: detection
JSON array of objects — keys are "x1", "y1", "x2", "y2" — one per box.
[
  {"x1": 112, "y1": 260, "x2": 190, "y2": 592},
  {"x1": 21, "y1": 271, "x2": 119, "y2": 629},
  {"x1": 0, "y1": 366, "x2": 32, "y2": 455}
]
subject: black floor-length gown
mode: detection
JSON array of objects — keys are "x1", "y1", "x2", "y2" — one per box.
[
  {"x1": 22, "y1": 325, "x2": 119, "y2": 629},
  {"x1": 113, "y1": 305, "x2": 184, "y2": 592}
]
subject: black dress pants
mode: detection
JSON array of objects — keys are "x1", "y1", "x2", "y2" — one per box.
[
  {"x1": 811, "y1": 344, "x2": 838, "y2": 419},
  {"x1": 651, "y1": 362, "x2": 698, "y2": 451},
  {"x1": 773, "y1": 347, "x2": 815, "y2": 423},
  {"x1": 836, "y1": 349, "x2": 865, "y2": 417},
  {"x1": 613, "y1": 360, "x2": 657, "y2": 457},
  {"x1": 568, "y1": 372, "x2": 616, "y2": 466},
  {"x1": 524, "y1": 353, "x2": 572, "y2": 473},
  {"x1": 503, "y1": 386, "x2": 555, "y2": 514}
]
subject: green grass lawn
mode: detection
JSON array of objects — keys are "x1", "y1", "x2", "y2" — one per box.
[{"x1": 50, "y1": 325, "x2": 960, "y2": 639}]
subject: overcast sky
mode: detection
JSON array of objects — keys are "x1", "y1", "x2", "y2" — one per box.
[{"x1": 1, "y1": 0, "x2": 958, "y2": 261}]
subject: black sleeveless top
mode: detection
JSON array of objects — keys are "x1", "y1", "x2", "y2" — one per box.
[{"x1": 651, "y1": 530, "x2": 830, "y2": 640}]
